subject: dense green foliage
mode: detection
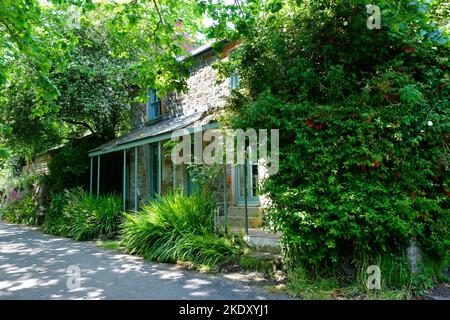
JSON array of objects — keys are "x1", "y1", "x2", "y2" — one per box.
[
  {"x1": 0, "y1": 194, "x2": 37, "y2": 225},
  {"x1": 0, "y1": 11, "x2": 136, "y2": 195},
  {"x1": 121, "y1": 190, "x2": 241, "y2": 270},
  {"x1": 1, "y1": 0, "x2": 448, "y2": 298},
  {"x1": 223, "y1": 0, "x2": 449, "y2": 280},
  {"x1": 0, "y1": 0, "x2": 202, "y2": 109},
  {"x1": 42, "y1": 188, "x2": 123, "y2": 241},
  {"x1": 0, "y1": 170, "x2": 41, "y2": 225},
  {"x1": 0, "y1": 0, "x2": 202, "y2": 162},
  {"x1": 0, "y1": 16, "x2": 132, "y2": 162},
  {"x1": 46, "y1": 137, "x2": 104, "y2": 194}
]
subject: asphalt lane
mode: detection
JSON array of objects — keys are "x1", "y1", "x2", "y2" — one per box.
[{"x1": 0, "y1": 223, "x2": 290, "y2": 300}]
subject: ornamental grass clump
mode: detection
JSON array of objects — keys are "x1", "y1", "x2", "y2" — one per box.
[
  {"x1": 120, "y1": 190, "x2": 241, "y2": 270},
  {"x1": 42, "y1": 187, "x2": 123, "y2": 240}
]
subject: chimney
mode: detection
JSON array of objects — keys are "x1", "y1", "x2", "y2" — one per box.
[
  {"x1": 175, "y1": 18, "x2": 183, "y2": 32},
  {"x1": 174, "y1": 18, "x2": 194, "y2": 53}
]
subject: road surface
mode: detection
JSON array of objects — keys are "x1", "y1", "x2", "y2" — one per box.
[{"x1": 0, "y1": 222, "x2": 290, "y2": 300}]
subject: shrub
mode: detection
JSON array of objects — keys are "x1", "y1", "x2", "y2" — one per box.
[
  {"x1": 285, "y1": 253, "x2": 418, "y2": 299},
  {"x1": 0, "y1": 194, "x2": 37, "y2": 225},
  {"x1": 41, "y1": 192, "x2": 72, "y2": 236},
  {"x1": 0, "y1": 163, "x2": 39, "y2": 197},
  {"x1": 0, "y1": 166, "x2": 41, "y2": 226},
  {"x1": 121, "y1": 190, "x2": 242, "y2": 270},
  {"x1": 42, "y1": 188, "x2": 123, "y2": 240},
  {"x1": 224, "y1": 0, "x2": 449, "y2": 288},
  {"x1": 47, "y1": 137, "x2": 102, "y2": 195}
]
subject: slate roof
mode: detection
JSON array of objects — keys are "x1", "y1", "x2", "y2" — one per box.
[{"x1": 89, "y1": 111, "x2": 218, "y2": 156}]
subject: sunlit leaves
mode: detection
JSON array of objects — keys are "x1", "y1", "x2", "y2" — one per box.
[
  {"x1": 0, "y1": 0, "x2": 206, "y2": 113},
  {"x1": 0, "y1": 0, "x2": 85, "y2": 114},
  {"x1": 223, "y1": 0, "x2": 450, "y2": 268}
]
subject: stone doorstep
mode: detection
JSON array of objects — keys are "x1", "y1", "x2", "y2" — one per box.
[
  {"x1": 218, "y1": 216, "x2": 263, "y2": 229},
  {"x1": 248, "y1": 228, "x2": 282, "y2": 239},
  {"x1": 423, "y1": 283, "x2": 450, "y2": 300},
  {"x1": 244, "y1": 229, "x2": 282, "y2": 254},
  {"x1": 240, "y1": 243, "x2": 284, "y2": 275},
  {"x1": 226, "y1": 206, "x2": 262, "y2": 218},
  {"x1": 245, "y1": 250, "x2": 281, "y2": 261},
  {"x1": 245, "y1": 237, "x2": 282, "y2": 254}
]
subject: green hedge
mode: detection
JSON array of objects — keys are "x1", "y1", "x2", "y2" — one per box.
[{"x1": 224, "y1": 0, "x2": 449, "y2": 288}]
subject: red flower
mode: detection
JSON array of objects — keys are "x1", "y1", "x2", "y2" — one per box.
[
  {"x1": 314, "y1": 123, "x2": 325, "y2": 130},
  {"x1": 304, "y1": 119, "x2": 314, "y2": 128},
  {"x1": 385, "y1": 94, "x2": 390, "y2": 102},
  {"x1": 392, "y1": 93, "x2": 398, "y2": 104}
]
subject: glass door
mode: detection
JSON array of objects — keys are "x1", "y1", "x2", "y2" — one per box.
[
  {"x1": 235, "y1": 151, "x2": 259, "y2": 205},
  {"x1": 187, "y1": 170, "x2": 200, "y2": 195},
  {"x1": 147, "y1": 142, "x2": 161, "y2": 199}
]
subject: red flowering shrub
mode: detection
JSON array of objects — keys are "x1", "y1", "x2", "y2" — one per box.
[{"x1": 225, "y1": 1, "x2": 449, "y2": 286}]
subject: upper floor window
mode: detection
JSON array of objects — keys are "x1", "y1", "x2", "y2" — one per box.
[
  {"x1": 228, "y1": 49, "x2": 239, "y2": 90},
  {"x1": 147, "y1": 88, "x2": 161, "y2": 121}
]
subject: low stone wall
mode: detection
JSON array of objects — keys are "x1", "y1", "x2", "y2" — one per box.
[{"x1": 23, "y1": 153, "x2": 52, "y2": 175}]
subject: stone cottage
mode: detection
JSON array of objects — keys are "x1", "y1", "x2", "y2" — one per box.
[{"x1": 88, "y1": 41, "x2": 270, "y2": 233}]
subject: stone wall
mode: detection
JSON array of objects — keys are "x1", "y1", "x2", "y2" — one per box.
[
  {"x1": 23, "y1": 153, "x2": 53, "y2": 175},
  {"x1": 165, "y1": 51, "x2": 230, "y2": 116},
  {"x1": 130, "y1": 47, "x2": 233, "y2": 127},
  {"x1": 130, "y1": 102, "x2": 146, "y2": 130}
]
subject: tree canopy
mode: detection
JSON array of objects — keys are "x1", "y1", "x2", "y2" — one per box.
[{"x1": 0, "y1": 0, "x2": 205, "y2": 161}]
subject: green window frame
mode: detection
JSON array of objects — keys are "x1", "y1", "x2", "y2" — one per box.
[
  {"x1": 146, "y1": 142, "x2": 161, "y2": 199},
  {"x1": 147, "y1": 88, "x2": 161, "y2": 121},
  {"x1": 235, "y1": 145, "x2": 259, "y2": 205}
]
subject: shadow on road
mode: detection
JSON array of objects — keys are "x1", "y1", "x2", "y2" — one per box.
[{"x1": 0, "y1": 223, "x2": 290, "y2": 300}]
